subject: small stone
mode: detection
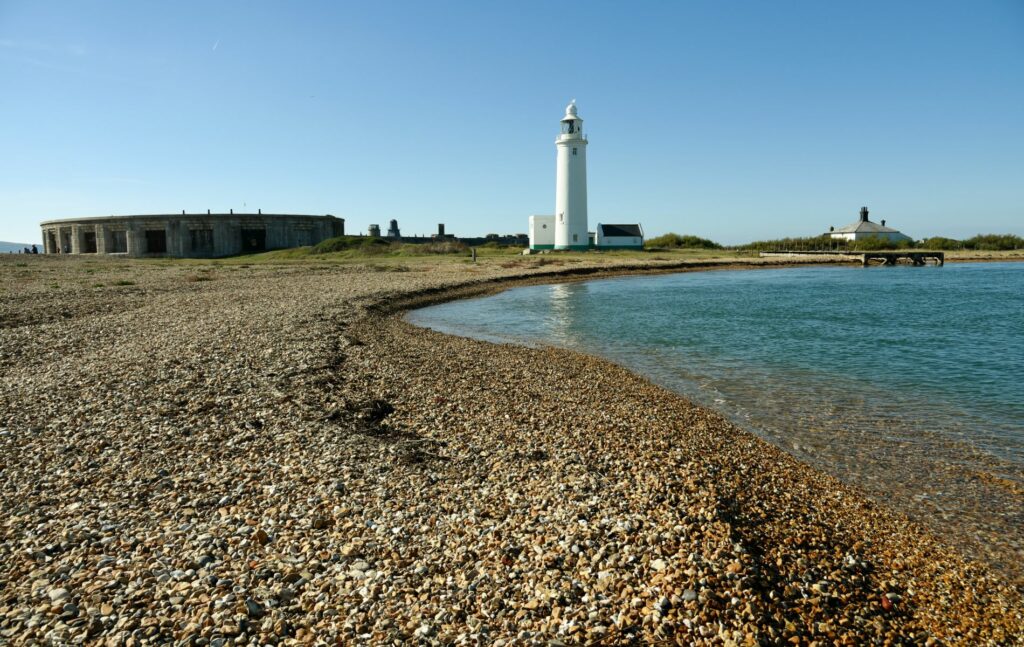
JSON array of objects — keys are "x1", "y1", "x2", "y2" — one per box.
[
  {"x1": 48, "y1": 588, "x2": 70, "y2": 602},
  {"x1": 682, "y1": 589, "x2": 698, "y2": 602},
  {"x1": 278, "y1": 587, "x2": 297, "y2": 603},
  {"x1": 311, "y1": 516, "x2": 332, "y2": 530},
  {"x1": 351, "y1": 560, "x2": 370, "y2": 572},
  {"x1": 414, "y1": 624, "x2": 433, "y2": 638},
  {"x1": 254, "y1": 528, "x2": 270, "y2": 545},
  {"x1": 650, "y1": 558, "x2": 667, "y2": 571},
  {"x1": 244, "y1": 599, "x2": 265, "y2": 619}
]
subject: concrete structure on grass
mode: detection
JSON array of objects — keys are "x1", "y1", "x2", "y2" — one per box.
[
  {"x1": 528, "y1": 215, "x2": 555, "y2": 250},
  {"x1": 40, "y1": 212, "x2": 344, "y2": 258}
]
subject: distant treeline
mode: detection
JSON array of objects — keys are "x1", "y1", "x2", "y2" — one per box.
[
  {"x1": 917, "y1": 234, "x2": 1024, "y2": 251},
  {"x1": 646, "y1": 232, "x2": 1024, "y2": 252}
]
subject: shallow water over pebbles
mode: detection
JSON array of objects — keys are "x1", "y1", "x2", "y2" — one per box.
[{"x1": 409, "y1": 262, "x2": 1024, "y2": 583}]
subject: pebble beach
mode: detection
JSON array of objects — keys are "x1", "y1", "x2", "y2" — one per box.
[{"x1": 1, "y1": 254, "x2": 1022, "y2": 645}]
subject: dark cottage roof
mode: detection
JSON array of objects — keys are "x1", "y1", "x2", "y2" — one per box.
[{"x1": 599, "y1": 224, "x2": 643, "y2": 237}]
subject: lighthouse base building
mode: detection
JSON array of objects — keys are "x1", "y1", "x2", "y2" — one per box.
[{"x1": 528, "y1": 215, "x2": 556, "y2": 250}]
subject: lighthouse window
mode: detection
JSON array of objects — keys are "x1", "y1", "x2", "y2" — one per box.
[
  {"x1": 567, "y1": 122, "x2": 575, "y2": 134},
  {"x1": 572, "y1": 147, "x2": 577, "y2": 155}
]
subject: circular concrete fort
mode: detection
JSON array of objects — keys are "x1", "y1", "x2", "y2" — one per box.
[{"x1": 40, "y1": 212, "x2": 345, "y2": 258}]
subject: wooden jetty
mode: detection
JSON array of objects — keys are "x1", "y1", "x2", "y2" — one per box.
[{"x1": 759, "y1": 250, "x2": 944, "y2": 266}]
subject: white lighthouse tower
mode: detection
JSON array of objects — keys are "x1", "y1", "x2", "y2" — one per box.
[{"x1": 554, "y1": 100, "x2": 589, "y2": 250}]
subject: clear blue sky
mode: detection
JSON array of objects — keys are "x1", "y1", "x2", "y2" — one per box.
[{"x1": 2, "y1": 1, "x2": 1022, "y2": 245}]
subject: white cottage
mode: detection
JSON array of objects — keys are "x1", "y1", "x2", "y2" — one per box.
[
  {"x1": 596, "y1": 223, "x2": 644, "y2": 249},
  {"x1": 828, "y1": 207, "x2": 912, "y2": 243}
]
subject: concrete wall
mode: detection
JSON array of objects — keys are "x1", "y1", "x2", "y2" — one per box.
[
  {"x1": 40, "y1": 214, "x2": 344, "y2": 258},
  {"x1": 598, "y1": 235, "x2": 643, "y2": 249},
  {"x1": 529, "y1": 215, "x2": 555, "y2": 250},
  {"x1": 830, "y1": 231, "x2": 912, "y2": 243}
]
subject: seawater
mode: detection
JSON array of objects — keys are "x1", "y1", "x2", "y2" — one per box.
[{"x1": 408, "y1": 262, "x2": 1024, "y2": 581}]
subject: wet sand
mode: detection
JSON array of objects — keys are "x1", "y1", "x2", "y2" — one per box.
[{"x1": 1, "y1": 254, "x2": 1021, "y2": 644}]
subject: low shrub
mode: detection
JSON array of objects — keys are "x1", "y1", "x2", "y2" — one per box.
[
  {"x1": 737, "y1": 235, "x2": 837, "y2": 251},
  {"x1": 963, "y1": 234, "x2": 1024, "y2": 251},
  {"x1": 312, "y1": 236, "x2": 391, "y2": 254},
  {"x1": 404, "y1": 241, "x2": 468, "y2": 255},
  {"x1": 645, "y1": 233, "x2": 722, "y2": 249},
  {"x1": 920, "y1": 237, "x2": 963, "y2": 250}
]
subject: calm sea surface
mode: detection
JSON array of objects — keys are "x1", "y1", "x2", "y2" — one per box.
[{"x1": 408, "y1": 262, "x2": 1024, "y2": 581}]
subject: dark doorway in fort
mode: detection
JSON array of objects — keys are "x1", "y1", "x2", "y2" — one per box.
[
  {"x1": 109, "y1": 230, "x2": 127, "y2": 253},
  {"x1": 190, "y1": 229, "x2": 214, "y2": 254},
  {"x1": 82, "y1": 232, "x2": 97, "y2": 253},
  {"x1": 241, "y1": 228, "x2": 266, "y2": 253},
  {"x1": 145, "y1": 230, "x2": 167, "y2": 254}
]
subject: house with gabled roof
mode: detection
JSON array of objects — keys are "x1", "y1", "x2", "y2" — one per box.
[{"x1": 827, "y1": 207, "x2": 912, "y2": 243}]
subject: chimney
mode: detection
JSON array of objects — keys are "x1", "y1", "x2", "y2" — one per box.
[
  {"x1": 207, "y1": 209, "x2": 210, "y2": 214},
  {"x1": 881, "y1": 219, "x2": 886, "y2": 227},
  {"x1": 860, "y1": 207, "x2": 869, "y2": 223},
  {"x1": 438, "y1": 223, "x2": 445, "y2": 237},
  {"x1": 258, "y1": 208, "x2": 261, "y2": 214},
  {"x1": 230, "y1": 208, "x2": 233, "y2": 215}
]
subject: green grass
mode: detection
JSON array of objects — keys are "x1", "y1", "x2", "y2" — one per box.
[
  {"x1": 45, "y1": 231, "x2": 1016, "y2": 273},
  {"x1": 234, "y1": 236, "x2": 526, "y2": 264}
]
